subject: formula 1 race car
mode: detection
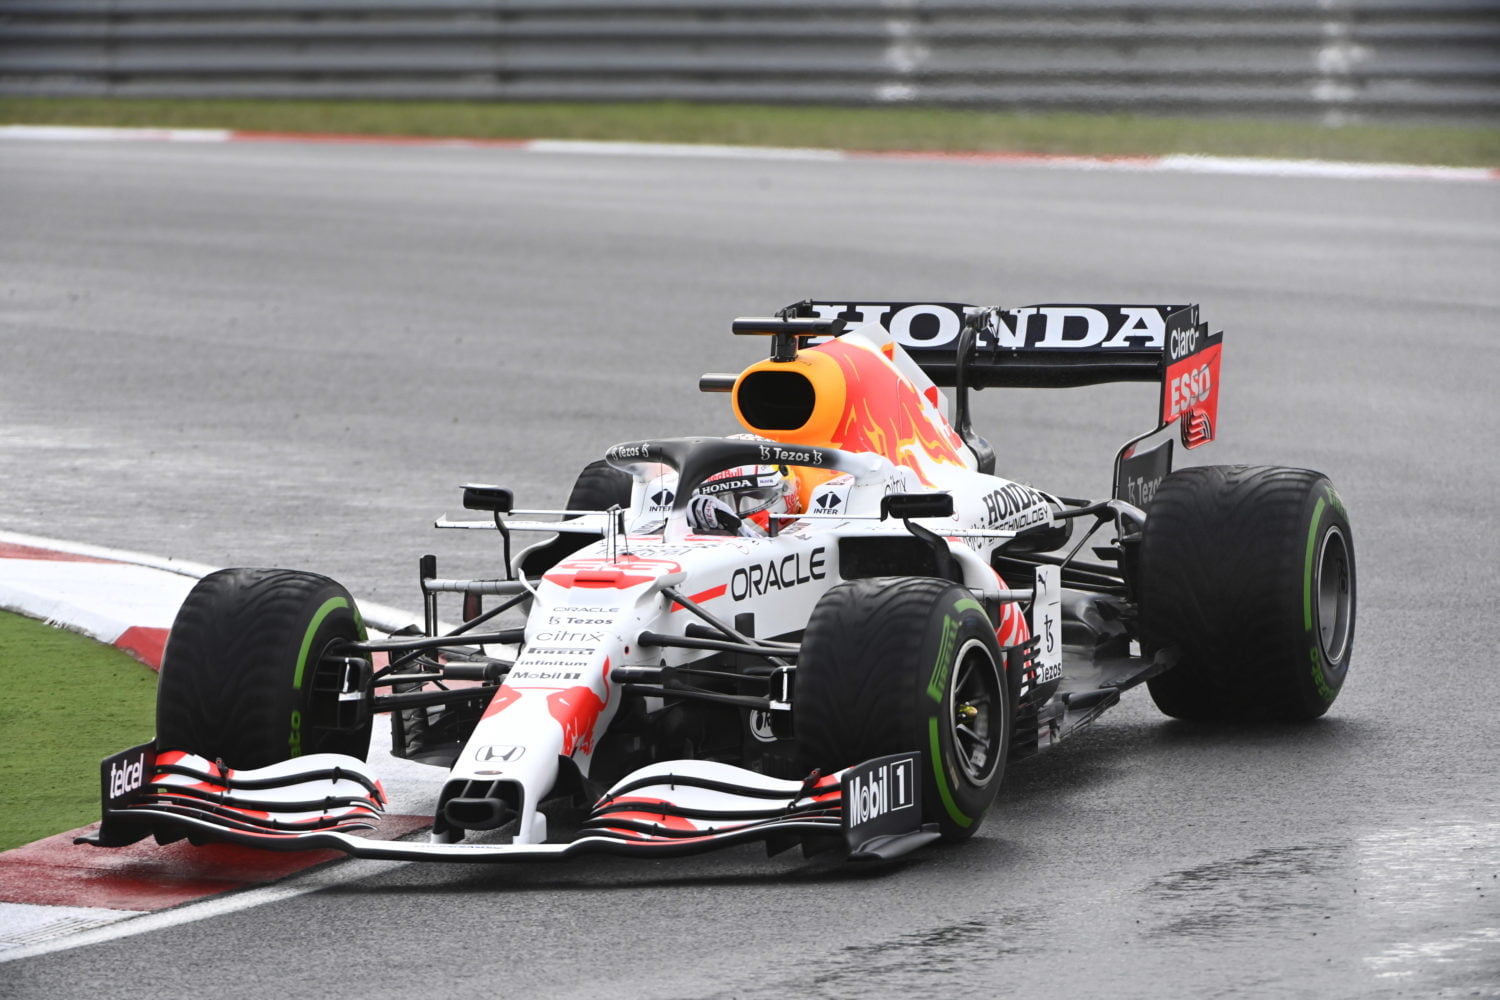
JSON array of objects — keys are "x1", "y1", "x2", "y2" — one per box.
[{"x1": 84, "y1": 299, "x2": 1356, "y2": 864}]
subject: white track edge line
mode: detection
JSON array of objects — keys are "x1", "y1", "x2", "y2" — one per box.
[
  {"x1": 0, "y1": 529, "x2": 426, "y2": 635},
  {"x1": 0, "y1": 529, "x2": 219, "y2": 580},
  {"x1": 1, "y1": 123, "x2": 1491, "y2": 182},
  {"x1": 0, "y1": 856, "x2": 413, "y2": 964}
]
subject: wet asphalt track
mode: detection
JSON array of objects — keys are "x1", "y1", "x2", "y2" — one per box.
[{"x1": 1, "y1": 137, "x2": 1498, "y2": 999}]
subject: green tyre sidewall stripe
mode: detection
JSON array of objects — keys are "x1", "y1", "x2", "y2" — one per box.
[
  {"x1": 953, "y1": 597, "x2": 985, "y2": 616},
  {"x1": 1302, "y1": 497, "x2": 1326, "y2": 634},
  {"x1": 1301, "y1": 485, "x2": 1351, "y2": 707},
  {"x1": 292, "y1": 596, "x2": 351, "y2": 691},
  {"x1": 290, "y1": 595, "x2": 352, "y2": 758},
  {"x1": 158, "y1": 569, "x2": 372, "y2": 769},
  {"x1": 1303, "y1": 495, "x2": 1332, "y2": 704},
  {"x1": 929, "y1": 716, "x2": 972, "y2": 828},
  {"x1": 925, "y1": 594, "x2": 997, "y2": 831},
  {"x1": 1140, "y1": 466, "x2": 1355, "y2": 722},
  {"x1": 793, "y1": 576, "x2": 1008, "y2": 843}
]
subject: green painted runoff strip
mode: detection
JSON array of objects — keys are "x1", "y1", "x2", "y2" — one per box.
[
  {"x1": 3, "y1": 98, "x2": 1497, "y2": 167},
  {"x1": 0, "y1": 612, "x2": 158, "y2": 851}
]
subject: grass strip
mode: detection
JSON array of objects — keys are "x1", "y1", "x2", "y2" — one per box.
[
  {"x1": 3, "y1": 97, "x2": 1497, "y2": 167},
  {"x1": 0, "y1": 612, "x2": 157, "y2": 851}
]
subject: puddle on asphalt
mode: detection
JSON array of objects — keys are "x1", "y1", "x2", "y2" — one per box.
[
  {"x1": 682, "y1": 820, "x2": 1499, "y2": 1000},
  {"x1": 1354, "y1": 820, "x2": 1500, "y2": 987},
  {"x1": 800, "y1": 915, "x2": 1028, "y2": 997},
  {"x1": 1141, "y1": 819, "x2": 1500, "y2": 992},
  {"x1": 1147, "y1": 842, "x2": 1340, "y2": 937}
]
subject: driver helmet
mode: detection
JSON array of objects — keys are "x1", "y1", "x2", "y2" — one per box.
[{"x1": 690, "y1": 463, "x2": 802, "y2": 536}]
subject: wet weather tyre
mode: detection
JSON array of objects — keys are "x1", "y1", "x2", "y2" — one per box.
[
  {"x1": 519, "y1": 459, "x2": 635, "y2": 575},
  {"x1": 567, "y1": 458, "x2": 634, "y2": 512},
  {"x1": 156, "y1": 568, "x2": 371, "y2": 769},
  {"x1": 1138, "y1": 466, "x2": 1355, "y2": 722},
  {"x1": 795, "y1": 577, "x2": 1012, "y2": 841}
]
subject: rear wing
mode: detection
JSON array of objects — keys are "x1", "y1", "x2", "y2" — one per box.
[{"x1": 777, "y1": 299, "x2": 1223, "y2": 451}]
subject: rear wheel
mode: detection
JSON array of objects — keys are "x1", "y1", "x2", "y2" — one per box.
[
  {"x1": 518, "y1": 458, "x2": 634, "y2": 576},
  {"x1": 1138, "y1": 465, "x2": 1355, "y2": 721},
  {"x1": 795, "y1": 577, "x2": 1011, "y2": 841},
  {"x1": 156, "y1": 568, "x2": 371, "y2": 768}
]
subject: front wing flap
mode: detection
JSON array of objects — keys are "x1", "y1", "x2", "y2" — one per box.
[{"x1": 79, "y1": 745, "x2": 937, "y2": 864}]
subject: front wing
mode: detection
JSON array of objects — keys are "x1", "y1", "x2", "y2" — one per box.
[{"x1": 78, "y1": 744, "x2": 938, "y2": 864}]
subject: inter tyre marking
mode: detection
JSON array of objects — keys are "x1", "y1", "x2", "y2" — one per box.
[
  {"x1": 289, "y1": 596, "x2": 350, "y2": 756},
  {"x1": 1303, "y1": 490, "x2": 1352, "y2": 705},
  {"x1": 928, "y1": 717, "x2": 970, "y2": 828},
  {"x1": 1303, "y1": 497, "x2": 1326, "y2": 634},
  {"x1": 1140, "y1": 466, "x2": 1355, "y2": 721},
  {"x1": 1302, "y1": 497, "x2": 1339, "y2": 704},
  {"x1": 291, "y1": 597, "x2": 350, "y2": 690},
  {"x1": 927, "y1": 615, "x2": 960, "y2": 704},
  {"x1": 925, "y1": 596, "x2": 990, "y2": 827}
]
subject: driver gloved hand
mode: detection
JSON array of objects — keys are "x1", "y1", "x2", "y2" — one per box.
[{"x1": 688, "y1": 494, "x2": 744, "y2": 535}]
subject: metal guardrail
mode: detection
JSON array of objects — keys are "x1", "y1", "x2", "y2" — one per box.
[{"x1": 1, "y1": 1, "x2": 1496, "y2": 125}]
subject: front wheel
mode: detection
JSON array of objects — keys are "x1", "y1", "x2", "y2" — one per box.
[
  {"x1": 156, "y1": 568, "x2": 372, "y2": 769},
  {"x1": 1138, "y1": 465, "x2": 1356, "y2": 721},
  {"x1": 795, "y1": 577, "x2": 1012, "y2": 841}
]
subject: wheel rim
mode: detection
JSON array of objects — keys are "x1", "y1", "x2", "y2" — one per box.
[
  {"x1": 950, "y1": 638, "x2": 1004, "y2": 784},
  {"x1": 304, "y1": 631, "x2": 367, "y2": 755},
  {"x1": 1316, "y1": 526, "x2": 1353, "y2": 665}
]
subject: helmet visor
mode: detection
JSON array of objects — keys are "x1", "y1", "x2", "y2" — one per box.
[{"x1": 732, "y1": 486, "x2": 782, "y2": 517}]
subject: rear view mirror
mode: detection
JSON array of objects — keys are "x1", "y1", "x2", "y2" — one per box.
[
  {"x1": 880, "y1": 493, "x2": 954, "y2": 520},
  {"x1": 462, "y1": 484, "x2": 514, "y2": 513}
]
